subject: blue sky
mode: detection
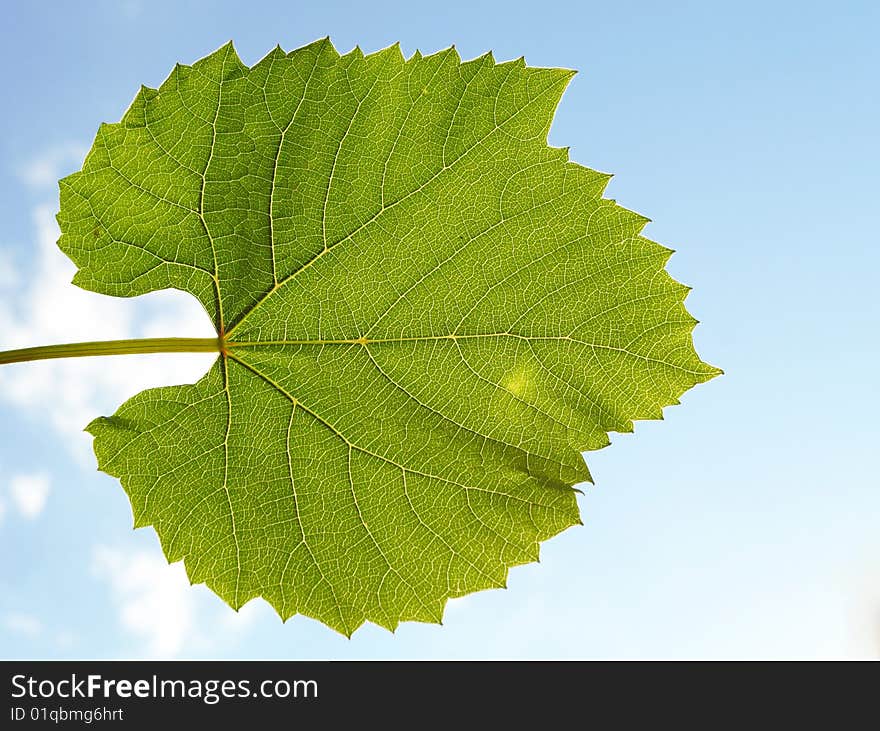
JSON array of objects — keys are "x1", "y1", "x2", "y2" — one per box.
[{"x1": 1, "y1": 0, "x2": 878, "y2": 659}]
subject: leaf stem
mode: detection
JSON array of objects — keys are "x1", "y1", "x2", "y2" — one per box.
[{"x1": 0, "y1": 338, "x2": 222, "y2": 365}]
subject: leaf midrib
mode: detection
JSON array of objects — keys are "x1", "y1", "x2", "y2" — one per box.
[{"x1": 226, "y1": 331, "x2": 712, "y2": 376}]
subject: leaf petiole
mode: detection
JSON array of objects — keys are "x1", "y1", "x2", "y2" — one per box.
[{"x1": 0, "y1": 337, "x2": 222, "y2": 365}]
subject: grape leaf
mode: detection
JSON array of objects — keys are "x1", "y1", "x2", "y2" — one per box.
[{"x1": 57, "y1": 39, "x2": 720, "y2": 635}]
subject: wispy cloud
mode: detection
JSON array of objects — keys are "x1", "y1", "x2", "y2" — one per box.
[
  {"x1": 92, "y1": 544, "x2": 272, "y2": 658},
  {"x1": 16, "y1": 143, "x2": 89, "y2": 190},
  {"x1": 0, "y1": 249, "x2": 17, "y2": 290},
  {"x1": 7, "y1": 473, "x2": 50, "y2": 519},
  {"x1": 92, "y1": 545, "x2": 197, "y2": 658},
  {"x1": 0, "y1": 469, "x2": 51, "y2": 521},
  {"x1": 1, "y1": 612, "x2": 43, "y2": 638},
  {"x1": 0, "y1": 610, "x2": 79, "y2": 651}
]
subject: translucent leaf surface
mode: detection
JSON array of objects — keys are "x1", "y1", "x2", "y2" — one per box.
[{"x1": 58, "y1": 39, "x2": 720, "y2": 634}]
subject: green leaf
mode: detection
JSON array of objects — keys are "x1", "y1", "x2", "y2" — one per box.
[{"x1": 57, "y1": 39, "x2": 719, "y2": 635}]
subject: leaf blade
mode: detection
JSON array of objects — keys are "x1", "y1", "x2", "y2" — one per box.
[{"x1": 63, "y1": 40, "x2": 719, "y2": 634}]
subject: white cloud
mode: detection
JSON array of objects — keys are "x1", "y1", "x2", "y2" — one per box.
[
  {"x1": 54, "y1": 630, "x2": 77, "y2": 650},
  {"x1": 92, "y1": 543, "x2": 273, "y2": 658},
  {"x1": 1, "y1": 611, "x2": 78, "y2": 650},
  {"x1": 2, "y1": 612, "x2": 43, "y2": 638},
  {"x1": 220, "y1": 597, "x2": 274, "y2": 634},
  {"x1": 847, "y1": 563, "x2": 880, "y2": 659},
  {"x1": 7, "y1": 473, "x2": 50, "y2": 519},
  {"x1": 16, "y1": 143, "x2": 89, "y2": 189},
  {"x1": 92, "y1": 545, "x2": 197, "y2": 658}
]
